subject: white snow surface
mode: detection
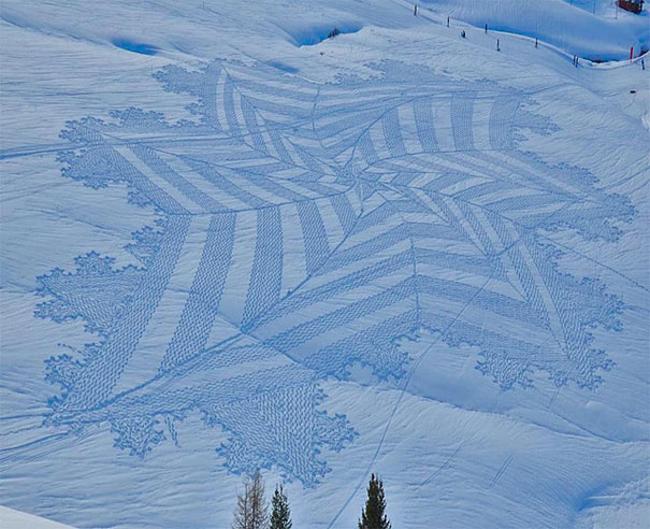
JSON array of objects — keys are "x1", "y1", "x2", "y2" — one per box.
[
  {"x1": 421, "y1": 0, "x2": 649, "y2": 61},
  {"x1": 0, "y1": 506, "x2": 77, "y2": 529},
  {"x1": 1, "y1": 1, "x2": 649, "y2": 529}
]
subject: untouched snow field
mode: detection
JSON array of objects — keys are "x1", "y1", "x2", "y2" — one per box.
[{"x1": 1, "y1": 1, "x2": 648, "y2": 528}]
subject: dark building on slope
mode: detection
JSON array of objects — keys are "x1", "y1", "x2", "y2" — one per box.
[{"x1": 618, "y1": 0, "x2": 644, "y2": 14}]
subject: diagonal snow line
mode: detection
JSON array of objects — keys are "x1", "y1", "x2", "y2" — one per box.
[
  {"x1": 419, "y1": 443, "x2": 464, "y2": 486},
  {"x1": 489, "y1": 453, "x2": 514, "y2": 488}
]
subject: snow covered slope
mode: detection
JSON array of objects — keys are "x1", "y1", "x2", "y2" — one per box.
[
  {"x1": 421, "y1": 0, "x2": 649, "y2": 61},
  {"x1": 1, "y1": 1, "x2": 648, "y2": 528},
  {"x1": 0, "y1": 506, "x2": 77, "y2": 529}
]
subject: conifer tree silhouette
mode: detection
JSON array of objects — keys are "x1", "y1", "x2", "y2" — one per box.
[
  {"x1": 358, "y1": 474, "x2": 391, "y2": 529},
  {"x1": 270, "y1": 484, "x2": 292, "y2": 529}
]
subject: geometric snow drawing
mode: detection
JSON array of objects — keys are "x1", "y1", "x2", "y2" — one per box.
[{"x1": 35, "y1": 60, "x2": 633, "y2": 485}]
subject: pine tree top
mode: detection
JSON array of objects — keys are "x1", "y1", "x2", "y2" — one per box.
[
  {"x1": 358, "y1": 474, "x2": 391, "y2": 529},
  {"x1": 270, "y1": 484, "x2": 292, "y2": 529}
]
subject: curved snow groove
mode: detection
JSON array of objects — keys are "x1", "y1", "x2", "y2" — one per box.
[{"x1": 33, "y1": 60, "x2": 633, "y2": 484}]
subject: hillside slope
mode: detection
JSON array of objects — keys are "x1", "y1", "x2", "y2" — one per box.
[
  {"x1": 422, "y1": 0, "x2": 649, "y2": 61},
  {"x1": 1, "y1": 1, "x2": 648, "y2": 528}
]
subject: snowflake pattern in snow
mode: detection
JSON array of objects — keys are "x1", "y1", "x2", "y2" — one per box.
[{"x1": 37, "y1": 60, "x2": 632, "y2": 484}]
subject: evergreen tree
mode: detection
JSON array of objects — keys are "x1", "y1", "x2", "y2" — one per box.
[
  {"x1": 232, "y1": 471, "x2": 268, "y2": 529},
  {"x1": 358, "y1": 474, "x2": 391, "y2": 529},
  {"x1": 269, "y1": 484, "x2": 292, "y2": 529}
]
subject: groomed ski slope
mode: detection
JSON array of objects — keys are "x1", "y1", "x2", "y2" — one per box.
[{"x1": 1, "y1": 1, "x2": 648, "y2": 528}]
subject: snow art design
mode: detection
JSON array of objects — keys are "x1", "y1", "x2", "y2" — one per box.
[{"x1": 35, "y1": 60, "x2": 633, "y2": 485}]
